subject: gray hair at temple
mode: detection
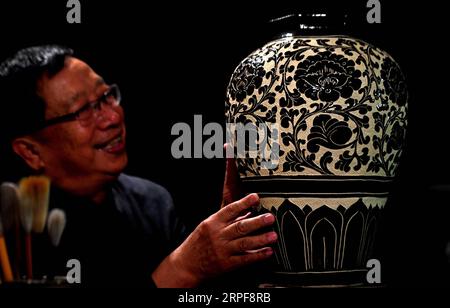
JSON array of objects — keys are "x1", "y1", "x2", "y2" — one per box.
[
  {"x1": 0, "y1": 45, "x2": 73, "y2": 141},
  {"x1": 0, "y1": 45, "x2": 73, "y2": 180}
]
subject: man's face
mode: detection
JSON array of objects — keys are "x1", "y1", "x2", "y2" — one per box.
[{"x1": 36, "y1": 57, "x2": 127, "y2": 187}]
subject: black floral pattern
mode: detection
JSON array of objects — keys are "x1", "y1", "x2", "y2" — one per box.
[
  {"x1": 294, "y1": 51, "x2": 362, "y2": 102},
  {"x1": 229, "y1": 53, "x2": 266, "y2": 102},
  {"x1": 387, "y1": 121, "x2": 406, "y2": 153},
  {"x1": 307, "y1": 114, "x2": 353, "y2": 153},
  {"x1": 381, "y1": 57, "x2": 407, "y2": 106},
  {"x1": 369, "y1": 108, "x2": 407, "y2": 176},
  {"x1": 226, "y1": 36, "x2": 407, "y2": 178}
]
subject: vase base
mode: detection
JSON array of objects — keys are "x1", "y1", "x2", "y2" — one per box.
[{"x1": 259, "y1": 269, "x2": 373, "y2": 287}]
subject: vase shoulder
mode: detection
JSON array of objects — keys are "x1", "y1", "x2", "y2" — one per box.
[{"x1": 226, "y1": 33, "x2": 407, "y2": 179}]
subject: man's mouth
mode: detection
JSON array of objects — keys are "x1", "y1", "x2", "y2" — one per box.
[{"x1": 94, "y1": 134, "x2": 126, "y2": 153}]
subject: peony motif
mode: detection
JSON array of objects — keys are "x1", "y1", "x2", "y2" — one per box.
[
  {"x1": 229, "y1": 54, "x2": 266, "y2": 102},
  {"x1": 381, "y1": 57, "x2": 407, "y2": 106},
  {"x1": 307, "y1": 114, "x2": 353, "y2": 153},
  {"x1": 226, "y1": 37, "x2": 407, "y2": 178},
  {"x1": 386, "y1": 121, "x2": 406, "y2": 153},
  {"x1": 294, "y1": 51, "x2": 362, "y2": 102}
]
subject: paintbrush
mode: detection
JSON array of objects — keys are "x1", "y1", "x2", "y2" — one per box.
[
  {"x1": 0, "y1": 182, "x2": 21, "y2": 280},
  {"x1": 1, "y1": 183, "x2": 20, "y2": 231},
  {"x1": 0, "y1": 206, "x2": 14, "y2": 282},
  {"x1": 47, "y1": 209, "x2": 66, "y2": 247},
  {"x1": 18, "y1": 176, "x2": 50, "y2": 280}
]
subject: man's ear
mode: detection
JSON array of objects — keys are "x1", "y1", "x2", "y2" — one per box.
[{"x1": 12, "y1": 137, "x2": 45, "y2": 171}]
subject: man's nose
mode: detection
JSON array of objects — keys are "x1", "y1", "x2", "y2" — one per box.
[{"x1": 96, "y1": 104, "x2": 122, "y2": 129}]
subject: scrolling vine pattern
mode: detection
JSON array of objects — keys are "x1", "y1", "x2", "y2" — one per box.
[{"x1": 226, "y1": 37, "x2": 407, "y2": 177}]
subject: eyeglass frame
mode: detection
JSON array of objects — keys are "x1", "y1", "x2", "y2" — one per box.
[{"x1": 40, "y1": 84, "x2": 121, "y2": 128}]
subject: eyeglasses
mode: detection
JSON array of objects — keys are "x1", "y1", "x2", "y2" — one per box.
[{"x1": 41, "y1": 84, "x2": 121, "y2": 128}]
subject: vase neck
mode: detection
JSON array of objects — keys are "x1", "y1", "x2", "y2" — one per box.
[{"x1": 268, "y1": 12, "x2": 350, "y2": 39}]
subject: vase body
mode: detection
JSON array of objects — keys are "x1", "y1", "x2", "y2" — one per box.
[{"x1": 225, "y1": 35, "x2": 407, "y2": 286}]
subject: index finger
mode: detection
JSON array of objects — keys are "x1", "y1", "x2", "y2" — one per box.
[
  {"x1": 217, "y1": 193, "x2": 259, "y2": 223},
  {"x1": 221, "y1": 143, "x2": 241, "y2": 208}
]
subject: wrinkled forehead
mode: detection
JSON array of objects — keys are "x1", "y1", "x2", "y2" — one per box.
[{"x1": 37, "y1": 57, "x2": 105, "y2": 114}]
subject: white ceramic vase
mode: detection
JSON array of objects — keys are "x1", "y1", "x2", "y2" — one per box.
[{"x1": 225, "y1": 32, "x2": 407, "y2": 286}]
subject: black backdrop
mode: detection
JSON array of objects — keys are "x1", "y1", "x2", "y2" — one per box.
[{"x1": 1, "y1": 0, "x2": 449, "y2": 287}]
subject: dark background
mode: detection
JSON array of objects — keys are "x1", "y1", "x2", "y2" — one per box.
[{"x1": 1, "y1": 0, "x2": 449, "y2": 287}]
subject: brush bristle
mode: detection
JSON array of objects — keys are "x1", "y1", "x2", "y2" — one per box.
[
  {"x1": 19, "y1": 176, "x2": 50, "y2": 233},
  {"x1": 0, "y1": 182, "x2": 20, "y2": 232},
  {"x1": 47, "y1": 209, "x2": 66, "y2": 247}
]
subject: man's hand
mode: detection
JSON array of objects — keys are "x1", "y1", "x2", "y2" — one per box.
[
  {"x1": 152, "y1": 147, "x2": 277, "y2": 287},
  {"x1": 152, "y1": 193, "x2": 277, "y2": 287}
]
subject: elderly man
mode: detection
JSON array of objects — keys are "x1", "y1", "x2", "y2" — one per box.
[{"x1": 0, "y1": 45, "x2": 277, "y2": 287}]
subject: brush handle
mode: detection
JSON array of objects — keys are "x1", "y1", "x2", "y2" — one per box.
[
  {"x1": 14, "y1": 223, "x2": 22, "y2": 280},
  {"x1": 25, "y1": 233, "x2": 33, "y2": 280},
  {"x1": 0, "y1": 236, "x2": 13, "y2": 282}
]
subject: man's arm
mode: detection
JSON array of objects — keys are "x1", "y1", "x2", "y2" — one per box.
[
  {"x1": 152, "y1": 153, "x2": 277, "y2": 288},
  {"x1": 152, "y1": 193, "x2": 276, "y2": 287}
]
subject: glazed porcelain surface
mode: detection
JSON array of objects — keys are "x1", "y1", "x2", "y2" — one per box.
[{"x1": 225, "y1": 35, "x2": 407, "y2": 285}]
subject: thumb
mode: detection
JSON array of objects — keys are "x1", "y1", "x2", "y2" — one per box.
[{"x1": 221, "y1": 143, "x2": 241, "y2": 208}]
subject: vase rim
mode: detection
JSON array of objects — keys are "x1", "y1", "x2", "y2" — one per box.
[{"x1": 267, "y1": 12, "x2": 351, "y2": 40}]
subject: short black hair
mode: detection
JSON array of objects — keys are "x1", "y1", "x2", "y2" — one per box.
[
  {"x1": 0, "y1": 45, "x2": 73, "y2": 181},
  {"x1": 0, "y1": 45, "x2": 73, "y2": 140}
]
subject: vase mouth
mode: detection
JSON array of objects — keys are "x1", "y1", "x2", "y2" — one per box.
[{"x1": 267, "y1": 12, "x2": 350, "y2": 39}]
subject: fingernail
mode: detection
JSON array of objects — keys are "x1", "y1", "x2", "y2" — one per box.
[
  {"x1": 263, "y1": 213, "x2": 275, "y2": 224},
  {"x1": 265, "y1": 248, "x2": 273, "y2": 256},
  {"x1": 267, "y1": 232, "x2": 278, "y2": 242},
  {"x1": 248, "y1": 193, "x2": 259, "y2": 203}
]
